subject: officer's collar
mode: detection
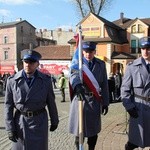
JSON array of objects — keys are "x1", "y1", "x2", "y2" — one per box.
[{"x1": 14, "y1": 69, "x2": 42, "y2": 80}]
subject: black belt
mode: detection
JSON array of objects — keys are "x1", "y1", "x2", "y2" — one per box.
[
  {"x1": 17, "y1": 108, "x2": 46, "y2": 117},
  {"x1": 134, "y1": 94, "x2": 150, "y2": 101},
  {"x1": 85, "y1": 92, "x2": 93, "y2": 97}
]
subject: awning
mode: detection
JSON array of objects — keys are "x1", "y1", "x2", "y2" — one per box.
[
  {"x1": 0, "y1": 65, "x2": 15, "y2": 75},
  {"x1": 111, "y1": 51, "x2": 136, "y2": 59}
]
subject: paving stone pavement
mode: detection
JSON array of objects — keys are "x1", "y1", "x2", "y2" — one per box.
[{"x1": 0, "y1": 88, "x2": 150, "y2": 150}]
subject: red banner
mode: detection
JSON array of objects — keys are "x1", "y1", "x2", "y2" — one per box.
[
  {"x1": 39, "y1": 64, "x2": 69, "y2": 75},
  {"x1": 0, "y1": 65, "x2": 15, "y2": 75}
]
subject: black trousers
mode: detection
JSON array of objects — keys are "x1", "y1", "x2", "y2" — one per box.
[
  {"x1": 60, "y1": 88, "x2": 65, "y2": 101},
  {"x1": 75, "y1": 135, "x2": 98, "y2": 148}
]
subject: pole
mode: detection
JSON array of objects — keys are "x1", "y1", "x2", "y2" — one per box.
[
  {"x1": 78, "y1": 25, "x2": 83, "y2": 83},
  {"x1": 78, "y1": 25, "x2": 84, "y2": 150}
]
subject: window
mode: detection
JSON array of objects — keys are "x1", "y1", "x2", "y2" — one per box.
[
  {"x1": 30, "y1": 28, "x2": 33, "y2": 35},
  {"x1": 4, "y1": 36, "x2": 8, "y2": 44},
  {"x1": 131, "y1": 25, "x2": 136, "y2": 33},
  {"x1": 131, "y1": 40, "x2": 136, "y2": 53},
  {"x1": 138, "y1": 39, "x2": 141, "y2": 53},
  {"x1": 138, "y1": 24, "x2": 143, "y2": 33},
  {"x1": 21, "y1": 26, "x2": 23, "y2": 32},
  {"x1": 4, "y1": 51, "x2": 8, "y2": 60},
  {"x1": 108, "y1": 27, "x2": 114, "y2": 36}
]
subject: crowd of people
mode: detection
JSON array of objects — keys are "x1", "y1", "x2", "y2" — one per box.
[
  {"x1": 0, "y1": 73, "x2": 11, "y2": 94},
  {"x1": 108, "y1": 70, "x2": 122, "y2": 103},
  {"x1": 3, "y1": 36, "x2": 150, "y2": 150}
]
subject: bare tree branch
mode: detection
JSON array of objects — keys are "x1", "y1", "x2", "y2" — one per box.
[
  {"x1": 97, "y1": 0, "x2": 105, "y2": 15},
  {"x1": 70, "y1": 0, "x2": 112, "y2": 19}
]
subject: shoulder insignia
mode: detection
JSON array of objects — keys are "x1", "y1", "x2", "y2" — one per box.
[
  {"x1": 71, "y1": 69, "x2": 79, "y2": 74},
  {"x1": 8, "y1": 74, "x2": 15, "y2": 79},
  {"x1": 95, "y1": 57, "x2": 104, "y2": 64},
  {"x1": 45, "y1": 74, "x2": 51, "y2": 78},
  {"x1": 127, "y1": 61, "x2": 133, "y2": 66}
]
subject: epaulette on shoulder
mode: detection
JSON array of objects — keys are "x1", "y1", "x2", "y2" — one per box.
[
  {"x1": 95, "y1": 57, "x2": 105, "y2": 64},
  {"x1": 127, "y1": 61, "x2": 133, "y2": 66},
  {"x1": 45, "y1": 74, "x2": 51, "y2": 79},
  {"x1": 71, "y1": 69, "x2": 79, "y2": 74},
  {"x1": 8, "y1": 74, "x2": 15, "y2": 79}
]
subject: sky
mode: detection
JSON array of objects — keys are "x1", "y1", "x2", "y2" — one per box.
[{"x1": 0, "y1": 0, "x2": 150, "y2": 32}]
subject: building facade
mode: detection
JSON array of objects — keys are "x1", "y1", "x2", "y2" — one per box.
[
  {"x1": 34, "y1": 45, "x2": 72, "y2": 77},
  {"x1": 0, "y1": 19, "x2": 36, "y2": 74},
  {"x1": 36, "y1": 28, "x2": 74, "y2": 45},
  {"x1": 0, "y1": 13, "x2": 150, "y2": 77},
  {"x1": 69, "y1": 12, "x2": 150, "y2": 76}
]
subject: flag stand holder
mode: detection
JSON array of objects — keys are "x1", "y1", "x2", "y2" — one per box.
[{"x1": 79, "y1": 96, "x2": 84, "y2": 150}]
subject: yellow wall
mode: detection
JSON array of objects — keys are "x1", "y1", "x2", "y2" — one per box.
[{"x1": 74, "y1": 13, "x2": 150, "y2": 75}]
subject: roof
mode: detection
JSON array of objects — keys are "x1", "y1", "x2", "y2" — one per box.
[
  {"x1": 34, "y1": 45, "x2": 72, "y2": 60},
  {"x1": 113, "y1": 17, "x2": 150, "y2": 29},
  {"x1": 111, "y1": 51, "x2": 136, "y2": 59},
  {"x1": 78, "y1": 12, "x2": 122, "y2": 30},
  {"x1": 140, "y1": 18, "x2": 150, "y2": 26},
  {"x1": 113, "y1": 18, "x2": 134, "y2": 29},
  {"x1": 0, "y1": 20, "x2": 36, "y2": 29},
  {"x1": 68, "y1": 37, "x2": 112, "y2": 44},
  {"x1": 73, "y1": 12, "x2": 128, "y2": 44},
  {"x1": 68, "y1": 36, "x2": 128, "y2": 45}
]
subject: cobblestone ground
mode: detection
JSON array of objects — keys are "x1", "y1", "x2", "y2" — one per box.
[{"x1": 0, "y1": 89, "x2": 150, "y2": 150}]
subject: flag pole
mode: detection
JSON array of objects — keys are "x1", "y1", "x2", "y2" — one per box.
[{"x1": 78, "y1": 24, "x2": 84, "y2": 150}]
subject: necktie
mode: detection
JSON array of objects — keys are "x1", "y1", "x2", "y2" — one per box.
[
  {"x1": 147, "y1": 64, "x2": 150, "y2": 73},
  {"x1": 27, "y1": 78, "x2": 33, "y2": 87},
  {"x1": 89, "y1": 61, "x2": 92, "y2": 70}
]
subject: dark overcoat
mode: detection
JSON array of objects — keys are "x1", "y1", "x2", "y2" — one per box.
[
  {"x1": 4, "y1": 70, "x2": 59, "y2": 150},
  {"x1": 69, "y1": 58, "x2": 109, "y2": 137},
  {"x1": 121, "y1": 57, "x2": 150, "y2": 148}
]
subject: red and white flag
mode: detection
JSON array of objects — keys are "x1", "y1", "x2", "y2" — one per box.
[{"x1": 69, "y1": 35, "x2": 102, "y2": 102}]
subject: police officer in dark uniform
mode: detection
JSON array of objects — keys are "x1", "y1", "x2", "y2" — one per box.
[
  {"x1": 114, "y1": 70, "x2": 122, "y2": 101},
  {"x1": 108, "y1": 73, "x2": 115, "y2": 102},
  {"x1": 69, "y1": 42, "x2": 109, "y2": 150},
  {"x1": 4, "y1": 49, "x2": 59, "y2": 150},
  {"x1": 121, "y1": 37, "x2": 150, "y2": 149}
]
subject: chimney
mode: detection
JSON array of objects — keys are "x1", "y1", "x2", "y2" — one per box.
[
  {"x1": 69, "y1": 29, "x2": 73, "y2": 32},
  {"x1": 39, "y1": 29, "x2": 42, "y2": 33},
  {"x1": 43, "y1": 29, "x2": 47, "y2": 32},
  {"x1": 29, "y1": 43, "x2": 33, "y2": 50},
  {"x1": 120, "y1": 12, "x2": 124, "y2": 25},
  {"x1": 57, "y1": 28, "x2": 62, "y2": 32},
  {"x1": 16, "y1": 18, "x2": 22, "y2": 22}
]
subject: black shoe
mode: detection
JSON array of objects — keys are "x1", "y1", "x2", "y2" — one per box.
[
  {"x1": 61, "y1": 100, "x2": 65, "y2": 102},
  {"x1": 89, "y1": 146, "x2": 95, "y2": 150},
  {"x1": 125, "y1": 142, "x2": 138, "y2": 150}
]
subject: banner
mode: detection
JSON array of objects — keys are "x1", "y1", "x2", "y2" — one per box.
[
  {"x1": 0, "y1": 65, "x2": 15, "y2": 75},
  {"x1": 39, "y1": 63, "x2": 69, "y2": 75}
]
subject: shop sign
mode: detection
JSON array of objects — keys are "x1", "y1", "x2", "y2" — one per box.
[
  {"x1": 0, "y1": 65, "x2": 15, "y2": 75},
  {"x1": 39, "y1": 63, "x2": 69, "y2": 75}
]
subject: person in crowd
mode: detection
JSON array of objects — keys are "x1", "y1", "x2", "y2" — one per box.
[
  {"x1": 0, "y1": 75, "x2": 3, "y2": 95},
  {"x1": 58, "y1": 72, "x2": 67, "y2": 102},
  {"x1": 121, "y1": 37, "x2": 150, "y2": 150},
  {"x1": 114, "y1": 70, "x2": 122, "y2": 101},
  {"x1": 51, "y1": 75, "x2": 57, "y2": 89},
  {"x1": 69, "y1": 41, "x2": 109, "y2": 150},
  {"x1": 108, "y1": 73, "x2": 115, "y2": 103},
  {"x1": 2, "y1": 72, "x2": 11, "y2": 91},
  {"x1": 4, "y1": 49, "x2": 59, "y2": 150}
]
